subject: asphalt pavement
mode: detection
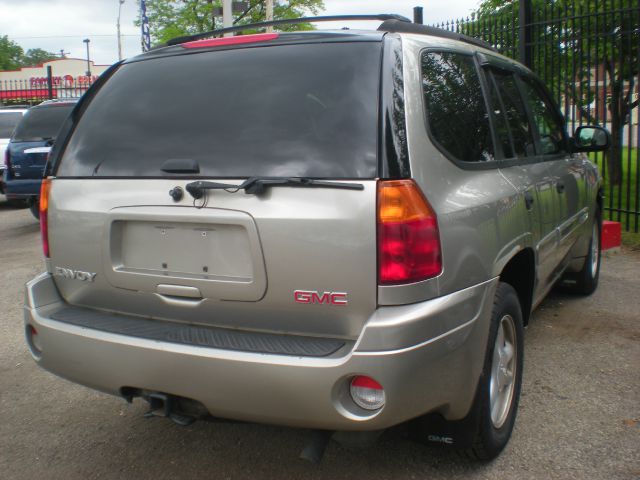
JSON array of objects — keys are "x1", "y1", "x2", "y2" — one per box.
[{"x1": 1, "y1": 195, "x2": 638, "y2": 480}]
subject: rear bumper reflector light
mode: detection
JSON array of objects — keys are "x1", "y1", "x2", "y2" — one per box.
[{"x1": 350, "y1": 376, "x2": 385, "y2": 410}]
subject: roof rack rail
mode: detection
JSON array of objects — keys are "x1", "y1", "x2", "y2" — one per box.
[
  {"x1": 163, "y1": 14, "x2": 497, "y2": 53},
  {"x1": 165, "y1": 14, "x2": 411, "y2": 46},
  {"x1": 377, "y1": 19, "x2": 497, "y2": 52}
]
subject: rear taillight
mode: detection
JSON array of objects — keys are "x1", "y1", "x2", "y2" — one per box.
[
  {"x1": 4, "y1": 148, "x2": 10, "y2": 169},
  {"x1": 377, "y1": 180, "x2": 442, "y2": 285},
  {"x1": 40, "y1": 178, "x2": 52, "y2": 258}
]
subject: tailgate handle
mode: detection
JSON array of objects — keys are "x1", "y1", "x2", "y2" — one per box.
[{"x1": 156, "y1": 284, "x2": 202, "y2": 299}]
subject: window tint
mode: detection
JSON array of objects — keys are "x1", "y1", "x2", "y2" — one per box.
[
  {"x1": 0, "y1": 112, "x2": 23, "y2": 138},
  {"x1": 12, "y1": 105, "x2": 74, "y2": 142},
  {"x1": 520, "y1": 76, "x2": 566, "y2": 155},
  {"x1": 485, "y1": 73, "x2": 514, "y2": 159},
  {"x1": 421, "y1": 51, "x2": 494, "y2": 163},
  {"x1": 490, "y1": 70, "x2": 536, "y2": 158},
  {"x1": 57, "y1": 43, "x2": 381, "y2": 178}
]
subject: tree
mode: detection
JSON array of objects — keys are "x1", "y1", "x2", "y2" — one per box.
[
  {"x1": 22, "y1": 48, "x2": 59, "y2": 67},
  {"x1": 464, "y1": 0, "x2": 639, "y2": 186},
  {"x1": 0, "y1": 35, "x2": 24, "y2": 70},
  {"x1": 0, "y1": 37, "x2": 59, "y2": 70},
  {"x1": 139, "y1": 0, "x2": 324, "y2": 46}
]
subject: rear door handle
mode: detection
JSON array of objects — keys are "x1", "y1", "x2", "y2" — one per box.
[
  {"x1": 155, "y1": 294, "x2": 204, "y2": 308},
  {"x1": 524, "y1": 191, "x2": 535, "y2": 211},
  {"x1": 556, "y1": 181, "x2": 565, "y2": 193},
  {"x1": 157, "y1": 284, "x2": 202, "y2": 298},
  {"x1": 156, "y1": 284, "x2": 203, "y2": 307}
]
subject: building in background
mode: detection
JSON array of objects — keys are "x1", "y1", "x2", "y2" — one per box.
[
  {"x1": 0, "y1": 58, "x2": 111, "y2": 105},
  {"x1": 568, "y1": 64, "x2": 639, "y2": 146}
]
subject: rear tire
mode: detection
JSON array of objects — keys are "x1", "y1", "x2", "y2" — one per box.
[
  {"x1": 463, "y1": 282, "x2": 524, "y2": 460},
  {"x1": 560, "y1": 208, "x2": 601, "y2": 295},
  {"x1": 29, "y1": 200, "x2": 40, "y2": 220}
]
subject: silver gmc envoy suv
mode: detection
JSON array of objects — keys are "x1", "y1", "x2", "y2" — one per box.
[{"x1": 24, "y1": 15, "x2": 609, "y2": 460}]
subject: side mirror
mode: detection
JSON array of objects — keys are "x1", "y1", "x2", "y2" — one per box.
[{"x1": 573, "y1": 126, "x2": 610, "y2": 152}]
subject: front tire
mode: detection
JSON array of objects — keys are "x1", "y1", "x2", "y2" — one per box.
[
  {"x1": 561, "y1": 208, "x2": 601, "y2": 295},
  {"x1": 464, "y1": 282, "x2": 524, "y2": 460}
]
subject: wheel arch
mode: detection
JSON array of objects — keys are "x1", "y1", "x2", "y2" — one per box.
[{"x1": 498, "y1": 248, "x2": 535, "y2": 326}]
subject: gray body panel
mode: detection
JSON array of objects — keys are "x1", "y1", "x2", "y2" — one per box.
[
  {"x1": 389, "y1": 35, "x2": 599, "y2": 308},
  {"x1": 47, "y1": 179, "x2": 377, "y2": 339}
]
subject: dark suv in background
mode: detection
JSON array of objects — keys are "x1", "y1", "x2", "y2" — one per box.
[{"x1": 3, "y1": 99, "x2": 77, "y2": 217}]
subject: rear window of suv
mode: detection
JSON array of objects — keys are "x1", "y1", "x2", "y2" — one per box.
[
  {"x1": 0, "y1": 112, "x2": 23, "y2": 138},
  {"x1": 11, "y1": 104, "x2": 75, "y2": 142},
  {"x1": 57, "y1": 42, "x2": 382, "y2": 179}
]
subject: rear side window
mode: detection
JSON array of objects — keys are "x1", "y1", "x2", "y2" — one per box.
[
  {"x1": 489, "y1": 70, "x2": 536, "y2": 158},
  {"x1": 421, "y1": 51, "x2": 494, "y2": 163},
  {"x1": 57, "y1": 42, "x2": 382, "y2": 178},
  {"x1": 11, "y1": 105, "x2": 74, "y2": 142},
  {"x1": 485, "y1": 73, "x2": 515, "y2": 159},
  {"x1": 0, "y1": 112, "x2": 23, "y2": 138}
]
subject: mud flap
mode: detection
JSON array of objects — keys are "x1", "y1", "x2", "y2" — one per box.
[{"x1": 407, "y1": 383, "x2": 482, "y2": 449}]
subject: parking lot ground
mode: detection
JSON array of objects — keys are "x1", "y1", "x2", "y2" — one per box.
[{"x1": 1, "y1": 195, "x2": 639, "y2": 480}]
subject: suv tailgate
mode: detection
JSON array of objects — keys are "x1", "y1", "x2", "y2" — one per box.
[
  {"x1": 47, "y1": 40, "x2": 384, "y2": 340},
  {"x1": 48, "y1": 179, "x2": 377, "y2": 339}
]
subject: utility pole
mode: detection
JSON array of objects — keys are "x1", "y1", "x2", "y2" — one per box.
[
  {"x1": 518, "y1": 0, "x2": 533, "y2": 68},
  {"x1": 266, "y1": 0, "x2": 274, "y2": 33},
  {"x1": 223, "y1": 0, "x2": 233, "y2": 36},
  {"x1": 83, "y1": 38, "x2": 91, "y2": 77},
  {"x1": 413, "y1": 6, "x2": 423, "y2": 24},
  {"x1": 117, "y1": 0, "x2": 125, "y2": 61}
]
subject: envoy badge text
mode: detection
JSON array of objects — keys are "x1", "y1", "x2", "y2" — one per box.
[{"x1": 54, "y1": 267, "x2": 97, "y2": 282}]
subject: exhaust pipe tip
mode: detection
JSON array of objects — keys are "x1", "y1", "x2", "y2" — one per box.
[{"x1": 299, "y1": 430, "x2": 332, "y2": 464}]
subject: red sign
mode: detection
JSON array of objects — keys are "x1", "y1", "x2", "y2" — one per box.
[
  {"x1": 29, "y1": 74, "x2": 98, "y2": 87},
  {"x1": 0, "y1": 88, "x2": 52, "y2": 100}
]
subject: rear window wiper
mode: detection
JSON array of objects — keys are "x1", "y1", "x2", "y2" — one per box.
[{"x1": 186, "y1": 177, "x2": 364, "y2": 199}]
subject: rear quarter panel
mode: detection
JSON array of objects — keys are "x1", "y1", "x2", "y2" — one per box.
[{"x1": 381, "y1": 36, "x2": 529, "y2": 305}]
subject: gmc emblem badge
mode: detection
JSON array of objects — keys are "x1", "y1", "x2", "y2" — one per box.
[{"x1": 294, "y1": 290, "x2": 348, "y2": 306}]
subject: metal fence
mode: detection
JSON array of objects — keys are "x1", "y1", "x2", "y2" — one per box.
[
  {"x1": 0, "y1": 66, "x2": 94, "y2": 107},
  {"x1": 1, "y1": 6, "x2": 638, "y2": 230},
  {"x1": 436, "y1": 0, "x2": 640, "y2": 232}
]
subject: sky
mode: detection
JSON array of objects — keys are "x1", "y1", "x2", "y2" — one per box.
[{"x1": 0, "y1": 0, "x2": 481, "y2": 66}]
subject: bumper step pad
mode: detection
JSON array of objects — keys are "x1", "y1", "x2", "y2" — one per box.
[{"x1": 50, "y1": 307, "x2": 345, "y2": 357}]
